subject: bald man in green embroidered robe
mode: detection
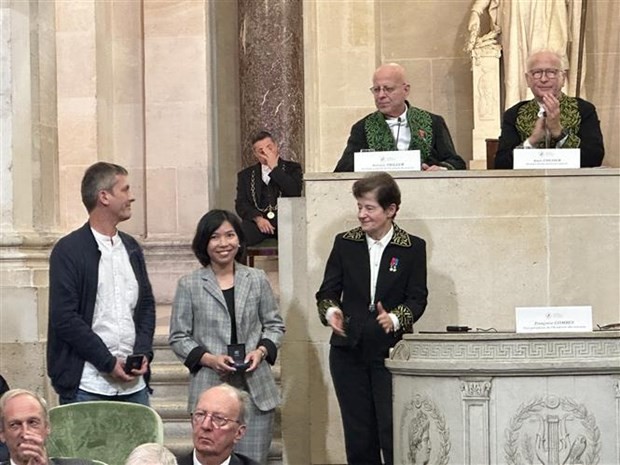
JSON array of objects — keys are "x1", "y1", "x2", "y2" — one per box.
[
  {"x1": 495, "y1": 50, "x2": 605, "y2": 169},
  {"x1": 334, "y1": 63, "x2": 466, "y2": 172}
]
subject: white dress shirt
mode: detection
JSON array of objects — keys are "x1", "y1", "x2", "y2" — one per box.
[
  {"x1": 79, "y1": 228, "x2": 145, "y2": 395},
  {"x1": 261, "y1": 164, "x2": 272, "y2": 185},
  {"x1": 385, "y1": 107, "x2": 411, "y2": 150}
]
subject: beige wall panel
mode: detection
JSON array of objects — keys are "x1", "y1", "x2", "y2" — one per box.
[
  {"x1": 548, "y1": 216, "x2": 620, "y2": 316},
  {"x1": 309, "y1": 342, "x2": 346, "y2": 464},
  {"x1": 145, "y1": 101, "x2": 208, "y2": 167},
  {"x1": 55, "y1": 1, "x2": 94, "y2": 33},
  {"x1": 144, "y1": 37, "x2": 208, "y2": 103},
  {"x1": 176, "y1": 167, "x2": 209, "y2": 233},
  {"x1": 396, "y1": 59, "x2": 433, "y2": 110},
  {"x1": 318, "y1": 107, "x2": 374, "y2": 171},
  {"x1": 55, "y1": 33, "x2": 96, "y2": 98},
  {"x1": 380, "y1": 0, "x2": 470, "y2": 58},
  {"x1": 143, "y1": 0, "x2": 206, "y2": 37},
  {"x1": 597, "y1": 107, "x2": 620, "y2": 168},
  {"x1": 145, "y1": 167, "x2": 178, "y2": 235},
  {"x1": 0, "y1": 343, "x2": 48, "y2": 397},
  {"x1": 547, "y1": 173, "x2": 620, "y2": 216},
  {"x1": 59, "y1": 164, "x2": 93, "y2": 230}
]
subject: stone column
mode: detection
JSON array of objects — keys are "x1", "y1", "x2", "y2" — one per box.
[
  {"x1": 238, "y1": 0, "x2": 304, "y2": 166},
  {"x1": 0, "y1": 0, "x2": 59, "y2": 396},
  {"x1": 470, "y1": 44, "x2": 501, "y2": 170}
]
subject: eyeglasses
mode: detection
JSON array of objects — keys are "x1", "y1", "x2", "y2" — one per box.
[
  {"x1": 528, "y1": 68, "x2": 563, "y2": 80},
  {"x1": 192, "y1": 410, "x2": 240, "y2": 429},
  {"x1": 369, "y1": 84, "x2": 404, "y2": 95}
]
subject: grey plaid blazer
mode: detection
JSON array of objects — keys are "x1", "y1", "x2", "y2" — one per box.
[{"x1": 169, "y1": 264, "x2": 285, "y2": 412}]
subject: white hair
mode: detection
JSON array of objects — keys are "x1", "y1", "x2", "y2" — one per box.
[{"x1": 124, "y1": 443, "x2": 177, "y2": 465}]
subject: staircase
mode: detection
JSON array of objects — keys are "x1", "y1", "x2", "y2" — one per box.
[{"x1": 150, "y1": 334, "x2": 283, "y2": 464}]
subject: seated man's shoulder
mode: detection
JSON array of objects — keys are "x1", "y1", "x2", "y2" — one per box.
[
  {"x1": 232, "y1": 452, "x2": 261, "y2": 465},
  {"x1": 237, "y1": 163, "x2": 260, "y2": 177},
  {"x1": 51, "y1": 459, "x2": 100, "y2": 465}
]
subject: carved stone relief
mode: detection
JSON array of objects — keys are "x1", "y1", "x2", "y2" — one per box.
[
  {"x1": 399, "y1": 394, "x2": 451, "y2": 465},
  {"x1": 504, "y1": 395, "x2": 601, "y2": 465}
]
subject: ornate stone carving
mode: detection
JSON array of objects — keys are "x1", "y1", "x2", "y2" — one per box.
[
  {"x1": 391, "y1": 342, "x2": 411, "y2": 362},
  {"x1": 399, "y1": 394, "x2": 451, "y2": 465},
  {"x1": 504, "y1": 395, "x2": 601, "y2": 465},
  {"x1": 460, "y1": 378, "x2": 492, "y2": 399}
]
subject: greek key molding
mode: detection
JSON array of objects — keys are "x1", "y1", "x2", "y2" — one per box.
[{"x1": 404, "y1": 339, "x2": 620, "y2": 361}]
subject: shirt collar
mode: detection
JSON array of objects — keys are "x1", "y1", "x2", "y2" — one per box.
[
  {"x1": 193, "y1": 449, "x2": 232, "y2": 465},
  {"x1": 366, "y1": 225, "x2": 394, "y2": 249},
  {"x1": 385, "y1": 107, "x2": 408, "y2": 125},
  {"x1": 91, "y1": 227, "x2": 119, "y2": 246}
]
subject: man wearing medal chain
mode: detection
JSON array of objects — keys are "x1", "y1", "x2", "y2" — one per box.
[{"x1": 235, "y1": 130, "x2": 303, "y2": 246}]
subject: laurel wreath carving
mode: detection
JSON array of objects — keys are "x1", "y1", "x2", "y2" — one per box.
[
  {"x1": 401, "y1": 394, "x2": 451, "y2": 465},
  {"x1": 504, "y1": 396, "x2": 601, "y2": 465}
]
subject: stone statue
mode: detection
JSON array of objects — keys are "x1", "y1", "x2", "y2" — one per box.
[{"x1": 467, "y1": 0, "x2": 584, "y2": 109}]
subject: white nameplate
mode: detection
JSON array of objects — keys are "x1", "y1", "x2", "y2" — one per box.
[
  {"x1": 354, "y1": 150, "x2": 421, "y2": 172},
  {"x1": 515, "y1": 306, "x2": 592, "y2": 333},
  {"x1": 513, "y1": 148, "x2": 580, "y2": 169}
]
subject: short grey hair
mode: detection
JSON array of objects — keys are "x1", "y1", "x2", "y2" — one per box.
[
  {"x1": 0, "y1": 389, "x2": 49, "y2": 431},
  {"x1": 124, "y1": 443, "x2": 177, "y2": 465},
  {"x1": 81, "y1": 162, "x2": 128, "y2": 212}
]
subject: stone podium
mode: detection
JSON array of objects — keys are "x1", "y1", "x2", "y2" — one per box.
[{"x1": 387, "y1": 331, "x2": 620, "y2": 465}]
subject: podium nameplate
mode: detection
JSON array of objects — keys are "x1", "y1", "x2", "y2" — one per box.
[
  {"x1": 513, "y1": 148, "x2": 580, "y2": 169},
  {"x1": 515, "y1": 306, "x2": 592, "y2": 333},
  {"x1": 354, "y1": 150, "x2": 421, "y2": 172}
]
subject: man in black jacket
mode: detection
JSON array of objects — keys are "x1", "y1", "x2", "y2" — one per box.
[
  {"x1": 235, "y1": 131, "x2": 303, "y2": 246},
  {"x1": 47, "y1": 162, "x2": 155, "y2": 405},
  {"x1": 177, "y1": 384, "x2": 259, "y2": 465},
  {"x1": 494, "y1": 50, "x2": 605, "y2": 169},
  {"x1": 334, "y1": 63, "x2": 466, "y2": 172}
]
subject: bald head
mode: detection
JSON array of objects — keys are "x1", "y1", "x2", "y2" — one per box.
[
  {"x1": 371, "y1": 63, "x2": 410, "y2": 118},
  {"x1": 373, "y1": 63, "x2": 408, "y2": 84}
]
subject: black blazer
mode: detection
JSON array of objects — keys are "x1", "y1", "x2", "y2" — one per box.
[
  {"x1": 495, "y1": 97, "x2": 605, "y2": 169},
  {"x1": 235, "y1": 159, "x2": 303, "y2": 222},
  {"x1": 316, "y1": 224, "x2": 428, "y2": 358},
  {"x1": 177, "y1": 451, "x2": 260, "y2": 465}
]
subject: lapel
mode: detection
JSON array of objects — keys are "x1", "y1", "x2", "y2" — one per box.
[
  {"x1": 233, "y1": 264, "x2": 252, "y2": 340},
  {"x1": 200, "y1": 266, "x2": 227, "y2": 310},
  {"x1": 251, "y1": 163, "x2": 264, "y2": 202}
]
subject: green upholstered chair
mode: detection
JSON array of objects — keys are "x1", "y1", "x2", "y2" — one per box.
[{"x1": 47, "y1": 401, "x2": 164, "y2": 465}]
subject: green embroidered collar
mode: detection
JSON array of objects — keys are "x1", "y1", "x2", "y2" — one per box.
[
  {"x1": 515, "y1": 93, "x2": 581, "y2": 147},
  {"x1": 364, "y1": 105, "x2": 433, "y2": 161},
  {"x1": 342, "y1": 223, "x2": 412, "y2": 247}
]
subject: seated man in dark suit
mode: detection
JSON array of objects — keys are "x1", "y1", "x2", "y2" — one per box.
[
  {"x1": 235, "y1": 131, "x2": 303, "y2": 246},
  {"x1": 495, "y1": 50, "x2": 605, "y2": 169},
  {"x1": 334, "y1": 63, "x2": 466, "y2": 172},
  {"x1": 0, "y1": 389, "x2": 96, "y2": 465},
  {"x1": 177, "y1": 384, "x2": 259, "y2": 465}
]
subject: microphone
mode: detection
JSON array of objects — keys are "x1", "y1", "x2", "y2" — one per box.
[
  {"x1": 395, "y1": 117, "x2": 402, "y2": 149},
  {"x1": 543, "y1": 112, "x2": 551, "y2": 148}
]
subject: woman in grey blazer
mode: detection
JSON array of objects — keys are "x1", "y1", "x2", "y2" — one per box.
[{"x1": 169, "y1": 210, "x2": 285, "y2": 465}]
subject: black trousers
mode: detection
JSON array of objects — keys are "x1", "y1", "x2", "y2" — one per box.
[
  {"x1": 241, "y1": 219, "x2": 277, "y2": 247},
  {"x1": 329, "y1": 344, "x2": 393, "y2": 465}
]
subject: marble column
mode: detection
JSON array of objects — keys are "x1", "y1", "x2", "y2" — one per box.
[{"x1": 238, "y1": 0, "x2": 304, "y2": 166}]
